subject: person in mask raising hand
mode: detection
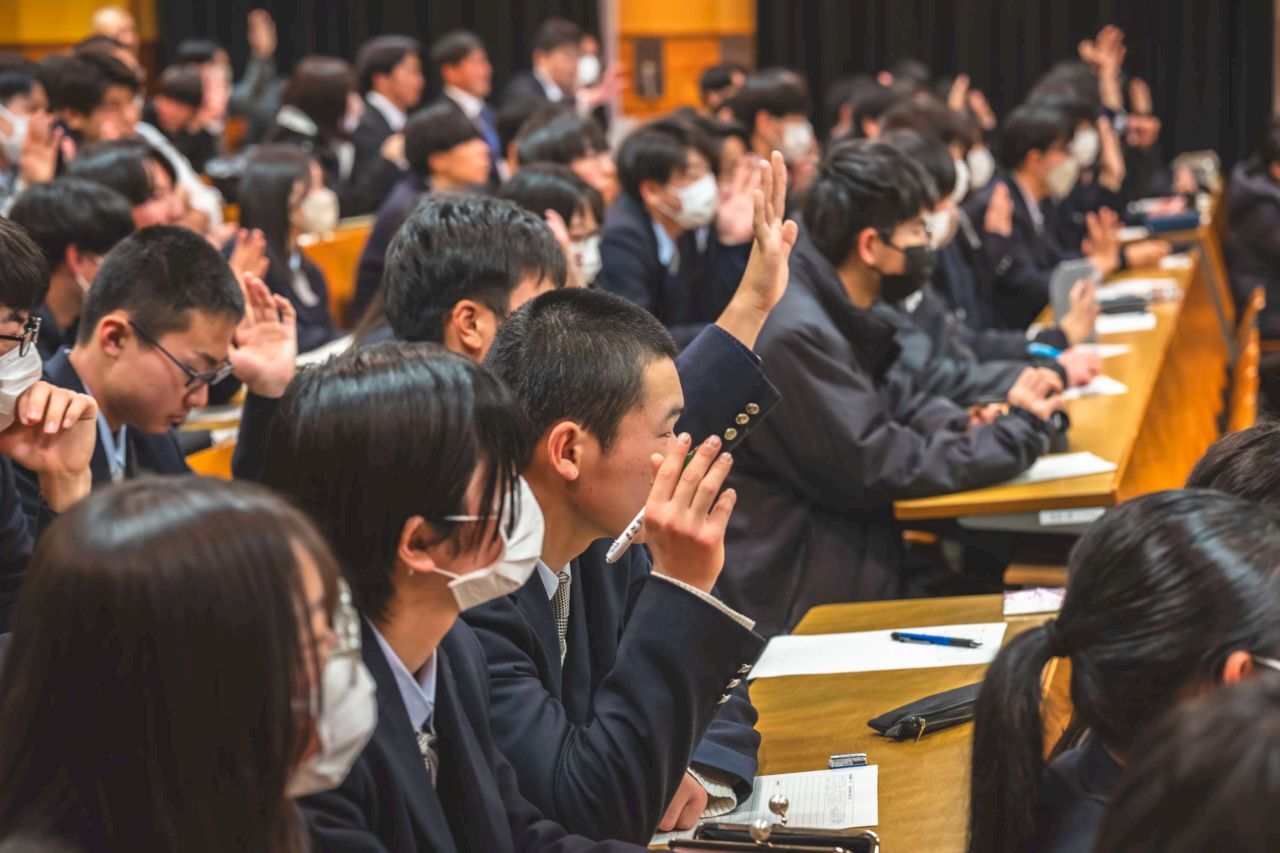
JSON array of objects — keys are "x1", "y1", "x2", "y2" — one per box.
[
  {"x1": 0, "y1": 477, "x2": 374, "y2": 853},
  {"x1": 600, "y1": 117, "x2": 757, "y2": 348}
]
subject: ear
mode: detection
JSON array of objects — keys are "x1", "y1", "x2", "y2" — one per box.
[
  {"x1": 1222, "y1": 649, "x2": 1256, "y2": 686},
  {"x1": 427, "y1": 150, "x2": 447, "y2": 177},
  {"x1": 854, "y1": 226, "x2": 881, "y2": 268},
  {"x1": 396, "y1": 515, "x2": 440, "y2": 577},
  {"x1": 1270, "y1": 161, "x2": 1280, "y2": 184},
  {"x1": 448, "y1": 299, "x2": 487, "y2": 359},
  {"x1": 543, "y1": 420, "x2": 585, "y2": 484},
  {"x1": 96, "y1": 312, "x2": 130, "y2": 358}
]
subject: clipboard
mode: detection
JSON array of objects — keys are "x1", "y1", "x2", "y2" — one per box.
[{"x1": 1048, "y1": 258, "x2": 1103, "y2": 342}]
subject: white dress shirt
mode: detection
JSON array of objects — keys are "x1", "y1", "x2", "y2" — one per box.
[
  {"x1": 370, "y1": 620, "x2": 439, "y2": 732},
  {"x1": 366, "y1": 91, "x2": 407, "y2": 133}
]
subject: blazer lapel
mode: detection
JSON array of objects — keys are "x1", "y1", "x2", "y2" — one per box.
[
  {"x1": 43, "y1": 350, "x2": 111, "y2": 485},
  {"x1": 560, "y1": 558, "x2": 593, "y2": 720},
  {"x1": 512, "y1": 577, "x2": 564, "y2": 690}
]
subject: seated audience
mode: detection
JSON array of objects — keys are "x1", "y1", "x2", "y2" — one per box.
[
  {"x1": 967, "y1": 488, "x2": 1280, "y2": 853},
  {"x1": 349, "y1": 35, "x2": 424, "y2": 216},
  {"x1": 142, "y1": 65, "x2": 209, "y2": 173},
  {"x1": 699, "y1": 62, "x2": 746, "y2": 119},
  {"x1": 498, "y1": 163, "x2": 604, "y2": 286},
  {"x1": 7, "y1": 177, "x2": 134, "y2": 358},
  {"x1": 0, "y1": 58, "x2": 48, "y2": 215},
  {"x1": 262, "y1": 342, "x2": 648, "y2": 851},
  {"x1": 66, "y1": 139, "x2": 182, "y2": 229},
  {"x1": 430, "y1": 30, "x2": 503, "y2": 185},
  {"x1": 515, "y1": 109, "x2": 618, "y2": 205},
  {"x1": 0, "y1": 476, "x2": 364, "y2": 852},
  {"x1": 599, "y1": 118, "x2": 753, "y2": 347},
  {"x1": 501, "y1": 18, "x2": 582, "y2": 110},
  {"x1": 727, "y1": 68, "x2": 816, "y2": 181},
  {"x1": 720, "y1": 140, "x2": 1062, "y2": 636},
  {"x1": 234, "y1": 145, "x2": 339, "y2": 353},
  {"x1": 1225, "y1": 116, "x2": 1280, "y2": 338}
]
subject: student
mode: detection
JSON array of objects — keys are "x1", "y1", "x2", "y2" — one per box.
[
  {"x1": 262, "y1": 342, "x2": 650, "y2": 851},
  {"x1": 1225, "y1": 117, "x2": 1280, "y2": 338},
  {"x1": 0, "y1": 216, "x2": 98, "y2": 631},
  {"x1": 699, "y1": 63, "x2": 746, "y2": 118},
  {"x1": 11, "y1": 226, "x2": 296, "y2": 520},
  {"x1": 967, "y1": 489, "x2": 1280, "y2": 853},
  {"x1": 350, "y1": 105, "x2": 493, "y2": 323},
  {"x1": 501, "y1": 18, "x2": 583, "y2": 109},
  {"x1": 8, "y1": 177, "x2": 135, "y2": 359},
  {"x1": 348, "y1": 36, "x2": 424, "y2": 216},
  {"x1": 679, "y1": 111, "x2": 751, "y2": 183},
  {"x1": 1093, "y1": 675, "x2": 1280, "y2": 853},
  {"x1": 499, "y1": 163, "x2": 604, "y2": 286},
  {"x1": 470, "y1": 164, "x2": 792, "y2": 838},
  {"x1": 235, "y1": 145, "x2": 339, "y2": 353},
  {"x1": 141, "y1": 65, "x2": 210, "y2": 173},
  {"x1": 515, "y1": 109, "x2": 618, "y2": 205},
  {"x1": 720, "y1": 140, "x2": 1063, "y2": 636},
  {"x1": 430, "y1": 30, "x2": 503, "y2": 185},
  {"x1": 0, "y1": 59, "x2": 48, "y2": 214},
  {"x1": 0, "y1": 476, "x2": 367, "y2": 852},
  {"x1": 727, "y1": 68, "x2": 814, "y2": 166},
  {"x1": 45, "y1": 50, "x2": 138, "y2": 146},
  {"x1": 67, "y1": 139, "x2": 183, "y2": 229},
  {"x1": 1185, "y1": 420, "x2": 1280, "y2": 504},
  {"x1": 599, "y1": 118, "x2": 753, "y2": 347}
]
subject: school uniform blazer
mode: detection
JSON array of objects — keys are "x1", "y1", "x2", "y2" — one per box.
[
  {"x1": 1030, "y1": 735, "x2": 1123, "y2": 853},
  {"x1": 462, "y1": 323, "x2": 778, "y2": 842},
  {"x1": 0, "y1": 457, "x2": 52, "y2": 632},
  {"x1": 301, "y1": 619, "x2": 646, "y2": 852},
  {"x1": 500, "y1": 71, "x2": 566, "y2": 109},
  {"x1": 719, "y1": 234, "x2": 1050, "y2": 636},
  {"x1": 348, "y1": 99, "x2": 409, "y2": 218}
]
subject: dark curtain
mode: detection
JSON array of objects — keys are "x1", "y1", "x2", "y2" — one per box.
[
  {"x1": 758, "y1": 0, "x2": 1273, "y2": 168},
  {"x1": 157, "y1": 0, "x2": 599, "y2": 101}
]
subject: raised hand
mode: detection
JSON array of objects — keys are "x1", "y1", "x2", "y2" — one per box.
[
  {"x1": 967, "y1": 88, "x2": 998, "y2": 130},
  {"x1": 644, "y1": 433, "x2": 736, "y2": 594},
  {"x1": 983, "y1": 181, "x2": 1014, "y2": 238},
  {"x1": 248, "y1": 8, "x2": 277, "y2": 59},
  {"x1": 229, "y1": 273, "x2": 297, "y2": 399},
  {"x1": 1060, "y1": 278, "x2": 1100, "y2": 346},
  {"x1": 0, "y1": 382, "x2": 97, "y2": 511},
  {"x1": 715, "y1": 154, "x2": 762, "y2": 246},
  {"x1": 1096, "y1": 117, "x2": 1125, "y2": 192},
  {"x1": 227, "y1": 228, "x2": 270, "y2": 284},
  {"x1": 18, "y1": 112, "x2": 63, "y2": 187},
  {"x1": 1083, "y1": 208, "x2": 1120, "y2": 277},
  {"x1": 1128, "y1": 77, "x2": 1154, "y2": 115}
]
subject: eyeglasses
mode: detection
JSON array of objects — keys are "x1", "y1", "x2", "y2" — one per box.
[
  {"x1": 128, "y1": 320, "x2": 235, "y2": 390},
  {"x1": 0, "y1": 315, "x2": 41, "y2": 358}
]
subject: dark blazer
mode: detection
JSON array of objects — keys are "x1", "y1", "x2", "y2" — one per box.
[
  {"x1": 1030, "y1": 735, "x2": 1122, "y2": 853},
  {"x1": 351, "y1": 172, "x2": 430, "y2": 325},
  {"x1": 0, "y1": 457, "x2": 52, "y2": 632},
  {"x1": 500, "y1": 71, "x2": 566, "y2": 110},
  {"x1": 598, "y1": 193, "x2": 751, "y2": 349},
  {"x1": 461, "y1": 325, "x2": 777, "y2": 842},
  {"x1": 32, "y1": 303, "x2": 75, "y2": 363},
  {"x1": 348, "y1": 97, "x2": 410, "y2": 217},
  {"x1": 1225, "y1": 161, "x2": 1280, "y2": 337},
  {"x1": 264, "y1": 117, "x2": 402, "y2": 218},
  {"x1": 720, "y1": 235, "x2": 1051, "y2": 636},
  {"x1": 220, "y1": 243, "x2": 337, "y2": 354},
  {"x1": 301, "y1": 618, "x2": 645, "y2": 852}
]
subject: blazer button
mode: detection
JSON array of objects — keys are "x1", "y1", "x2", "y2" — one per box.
[
  {"x1": 745, "y1": 403, "x2": 760, "y2": 415},
  {"x1": 717, "y1": 694, "x2": 731, "y2": 704},
  {"x1": 725, "y1": 678, "x2": 742, "y2": 689},
  {"x1": 735, "y1": 413, "x2": 749, "y2": 425},
  {"x1": 738, "y1": 663, "x2": 753, "y2": 674},
  {"x1": 724, "y1": 428, "x2": 738, "y2": 441}
]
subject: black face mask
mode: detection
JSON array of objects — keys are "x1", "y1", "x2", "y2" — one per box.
[{"x1": 877, "y1": 243, "x2": 937, "y2": 304}]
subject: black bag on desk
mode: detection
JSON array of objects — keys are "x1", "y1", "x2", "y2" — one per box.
[
  {"x1": 867, "y1": 682, "x2": 980, "y2": 741},
  {"x1": 672, "y1": 824, "x2": 880, "y2": 852}
]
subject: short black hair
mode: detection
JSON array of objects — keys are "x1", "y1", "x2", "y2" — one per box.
[
  {"x1": 486, "y1": 288, "x2": 678, "y2": 451},
  {"x1": 0, "y1": 57, "x2": 36, "y2": 106},
  {"x1": 677, "y1": 109, "x2": 751, "y2": 176},
  {"x1": 384, "y1": 195, "x2": 566, "y2": 343},
  {"x1": 888, "y1": 57, "x2": 932, "y2": 87},
  {"x1": 531, "y1": 18, "x2": 583, "y2": 55},
  {"x1": 48, "y1": 51, "x2": 138, "y2": 116},
  {"x1": 1257, "y1": 116, "x2": 1280, "y2": 168},
  {"x1": 881, "y1": 128, "x2": 956, "y2": 201},
  {"x1": 879, "y1": 93, "x2": 967, "y2": 149},
  {"x1": 699, "y1": 62, "x2": 746, "y2": 97},
  {"x1": 354, "y1": 35, "x2": 421, "y2": 95},
  {"x1": 156, "y1": 64, "x2": 203, "y2": 109},
  {"x1": 1186, "y1": 420, "x2": 1280, "y2": 507},
  {"x1": 0, "y1": 216, "x2": 51, "y2": 312},
  {"x1": 803, "y1": 139, "x2": 934, "y2": 268},
  {"x1": 728, "y1": 67, "x2": 811, "y2": 129},
  {"x1": 8, "y1": 178, "x2": 135, "y2": 271},
  {"x1": 514, "y1": 110, "x2": 607, "y2": 168},
  {"x1": 68, "y1": 139, "x2": 176, "y2": 207},
  {"x1": 850, "y1": 82, "x2": 904, "y2": 139},
  {"x1": 77, "y1": 226, "x2": 244, "y2": 345},
  {"x1": 429, "y1": 30, "x2": 485, "y2": 71},
  {"x1": 403, "y1": 102, "x2": 482, "y2": 178},
  {"x1": 497, "y1": 99, "x2": 555, "y2": 155},
  {"x1": 616, "y1": 117, "x2": 715, "y2": 200},
  {"x1": 172, "y1": 38, "x2": 224, "y2": 66},
  {"x1": 499, "y1": 163, "x2": 603, "y2": 227},
  {"x1": 996, "y1": 102, "x2": 1074, "y2": 170},
  {"x1": 74, "y1": 34, "x2": 127, "y2": 57}
]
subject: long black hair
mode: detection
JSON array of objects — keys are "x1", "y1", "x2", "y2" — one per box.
[
  {"x1": 966, "y1": 488, "x2": 1280, "y2": 853},
  {"x1": 260, "y1": 341, "x2": 533, "y2": 623},
  {"x1": 238, "y1": 144, "x2": 315, "y2": 268},
  {"x1": 0, "y1": 477, "x2": 341, "y2": 853}
]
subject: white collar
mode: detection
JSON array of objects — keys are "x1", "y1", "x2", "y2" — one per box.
[
  {"x1": 443, "y1": 85, "x2": 485, "y2": 120},
  {"x1": 366, "y1": 91, "x2": 407, "y2": 132},
  {"x1": 536, "y1": 561, "x2": 572, "y2": 600},
  {"x1": 274, "y1": 104, "x2": 318, "y2": 137},
  {"x1": 533, "y1": 68, "x2": 564, "y2": 101},
  {"x1": 369, "y1": 620, "x2": 439, "y2": 732}
]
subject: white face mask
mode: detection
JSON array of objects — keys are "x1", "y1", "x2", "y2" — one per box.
[
  {"x1": 662, "y1": 173, "x2": 718, "y2": 231},
  {"x1": 778, "y1": 120, "x2": 815, "y2": 163},
  {"x1": 431, "y1": 476, "x2": 546, "y2": 612},
  {"x1": 0, "y1": 338, "x2": 45, "y2": 433},
  {"x1": 292, "y1": 187, "x2": 340, "y2": 235},
  {"x1": 925, "y1": 208, "x2": 956, "y2": 250},
  {"x1": 571, "y1": 234, "x2": 602, "y2": 285},
  {"x1": 1046, "y1": 156, "x2": 1081, "y2": 200},
  {"x1": 1069, "y1": 127, "x2": 1100, "y2": 167},
  {"x1": 950, "y1": 157, "x2": 971, "y2": 204},
  {"x1": 967, "y1": 146, "x2": 996, "y2": 190},
  {"x1": 0, "y1": 104, "x2": 27, "y2": 166},
  {"x1": 286, "y1": 652, "x2": 378, "y2": 798},
  {"x1": 577, "y1": 54, "x2": 601, "y2": 89}
]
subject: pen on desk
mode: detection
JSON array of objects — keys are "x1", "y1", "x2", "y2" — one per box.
[
  {"x1": 890, "y1": 631, "x2": 983, "y2": 649},
  {"x1": 604, "y1": 450, "x2": 698, "y2": 564}
]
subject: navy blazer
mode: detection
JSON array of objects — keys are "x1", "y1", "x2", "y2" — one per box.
[
  {"x1": 348, "y1": 98, "x2": 410, "y2": 218},
  {"x1": 350, "y1": 173, "x2": 430, "y2": 326},
  {"x1": 462, "y1": 324, "x2": 777, "y2": 842},
  {"x1": 0, "y1": 457, "x2": 52, "y2": 632},
  {"x1": 500, "y1": 71, "x2": 566, "y2": 110},
  {"x1": 1030, "y1": 735, "x2": 1122, "y2": 853},
  {"x1": 302, "y1": 619, "x2": 644, "y2": 852},
  {"x1": 598, "y1": 193, "x2": 750, "y2": 349}
]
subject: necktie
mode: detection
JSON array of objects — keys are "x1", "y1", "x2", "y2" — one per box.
[
  {"x1": 416, "y1": 726, "x2": 439, "y2": 787},
  {"x1": 476, "y1": 105, "x2": 501, "y2": 162},
  {"x1": 552, "y1": 571, "x2": 571, "y2": 664}
]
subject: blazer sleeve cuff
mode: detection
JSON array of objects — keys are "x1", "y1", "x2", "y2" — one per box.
[{"x1": 653, "y1": 574, "x2": 755, "y2": 631}]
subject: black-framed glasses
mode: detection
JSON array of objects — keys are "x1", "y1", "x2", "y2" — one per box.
[
  {"x1": 128, "y1": 320, "x2": 235, "y2": 390},
  {"x1": 0, "y1": 315, "x2": 41, "y2": 358}
]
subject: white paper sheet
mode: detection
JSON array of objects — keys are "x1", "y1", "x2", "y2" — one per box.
[
  {"x1": 1075, "y1": 343, "x2": 1132, "y2": 359},
  {"x1": 1002, "y1": 451, "x2": 1117, "y2": 485},
  {"x1": 747, "y1": 623, "x2": 1007, "y2": 681},
  {"x1": 1117, "y1": 225, "x2": 1151, "y2": 242},
  {"x1": 652, "y1": 766, "x2": 880, "y2": 845},
  {"x1": 1095, "y1": 312, "x2": 1158, "y2": 335},
  {"x1": 1098, "y1": 278, "x2": 1181, "y2": 302},
  {"x1": 182, "y1": 403, "x2": 243, "y2": 428},
  {"x1": 1160, "y1": 253, "x2": 1194, "y2": 270},
  {"x1": 296, "y1": 334, "x2": 354, "y2": 367},
  {"x1": 1004, "y1": 587, "x2": 1066, "y2": 616},
  {"x1": 1061, "y1": 374, "x2": 1128, "y2": 401}
]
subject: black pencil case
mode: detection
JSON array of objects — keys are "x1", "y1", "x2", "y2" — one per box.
[{"x1": 866, "y1": 682, "x2": 981, "y2": 741}]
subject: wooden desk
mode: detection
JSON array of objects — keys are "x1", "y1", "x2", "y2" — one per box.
[
  {"x1": 750, "y1": 595, "x2": 1066, "y2": 853},
  {"x1": 894, "y1": 255, "x2": 1228, "y2": 523}
]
